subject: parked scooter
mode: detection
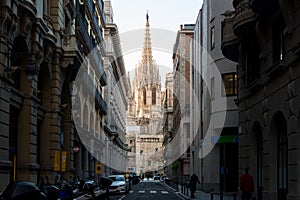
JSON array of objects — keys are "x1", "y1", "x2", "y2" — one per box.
[
  {"x1": 0, "y1": 181, "x2": 47, "y2": 200},
  {"x1": 39, "y1": 184, "x2": 60, "y2": 200}
]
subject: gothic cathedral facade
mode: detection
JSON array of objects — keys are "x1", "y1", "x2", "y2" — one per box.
[{"x1": 126, "y1": 13, "x2": 164, "y2": 176}]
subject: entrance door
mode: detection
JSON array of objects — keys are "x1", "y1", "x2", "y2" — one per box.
[{"x1": 278, "y1": 130, "x2": 287, "y2": 200}]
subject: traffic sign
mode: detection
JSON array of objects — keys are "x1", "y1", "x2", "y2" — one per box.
[
  {"x1": 73, "y1": 145, "x2": 80, "y2": 153},
  {"x1": 95, "y1": 162, "x2": 102, "y2": 174}
]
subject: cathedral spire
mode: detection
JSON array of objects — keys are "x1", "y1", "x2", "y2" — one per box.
[{"x1": 142, "y1": 11, "x2": 153, "y2": 65}]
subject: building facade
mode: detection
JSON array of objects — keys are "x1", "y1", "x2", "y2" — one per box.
[
  {"x1": 126, "y1": 14, "x2": 164, "y2": 176},
  {"x1": 162, "y1": 72, "x2": 174, "y2": 178},
  {"x1": 102, "y1": 0, "x2": 130, "y2": 176},
  {"x1": 0, "y1": 0, "x2": 127, "y2": 190},
  {"x1": 190, "y1": 0, "x2": 239, "y2": 192},
  {"x1": 172, "y1": 24, "x2": 194, "y2": 181},
  {"x1": 221, "y1": 0, "x2": 300, "y2": 199}
]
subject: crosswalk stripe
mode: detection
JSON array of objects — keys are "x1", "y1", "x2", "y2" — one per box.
[{"x1": 134, "y1": 190, "x2": 169, "y2": 194}]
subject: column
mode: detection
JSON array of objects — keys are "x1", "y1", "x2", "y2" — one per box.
[
  {"x1": 0, "y1": 25, "x2": 12, "y2": 190},
  {"x1": 82, "y1": 147, "x2": 89, "y2": 179}
]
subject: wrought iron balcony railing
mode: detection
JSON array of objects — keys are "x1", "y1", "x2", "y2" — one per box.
[
  {"x1": 93, "y1": 15, "x2": 106, "y2": 51},
  {"x1": 96, "y1": 0, "x2": 106, "y2": 24},
  {"x1": 85, "y1": 0, "x2": 95, "y2": 19}
]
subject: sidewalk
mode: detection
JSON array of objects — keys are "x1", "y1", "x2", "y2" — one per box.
[
  {"x1": 164, "y1": 181, "x2": 236, "y2": 200},
  {"x1": 189, "y1": 190, "x2": 235, "y2": 200}
]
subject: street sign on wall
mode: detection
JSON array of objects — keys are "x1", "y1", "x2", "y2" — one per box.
[
  {"x1": 61, "y1": 151, "x2": 67, "y2": 172},
  {"x1": 95, "y1": 162, "x2": 102, "y2": 174},
  {"x1": 54, "y1": 150, "x2": 67, "y2": 172},
  {"x1": 54, "y1": 150, "x2": 60, "y2": 171}
]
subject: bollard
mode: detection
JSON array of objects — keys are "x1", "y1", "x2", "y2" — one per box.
[
  {"x1": 220, "y1": 191, "x2": 223, "y2": 200},
  {"x1": 232, "y1": 193, "x2": 237, "y2": 200},
  {"x1": 210, "y1": 188, "x2": 214, "y2": 200},
  {"x1": 187, "y1": 184, "x2": 189, "y2": 197}
]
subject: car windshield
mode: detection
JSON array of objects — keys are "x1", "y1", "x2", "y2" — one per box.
[
  {"x1": 116, "y1": 176, "x2": 125, "y2": 181},
  {"x1": 109, "y1": 176, "x2": 125, "y2": 181}
]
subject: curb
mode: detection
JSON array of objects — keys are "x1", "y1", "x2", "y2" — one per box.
[
  {"x1": 176, "y1": 191, "x2": 191, "y2": 200},
  {"x1": 163, "y1": 182, "x2": 191, "y2": 200}
]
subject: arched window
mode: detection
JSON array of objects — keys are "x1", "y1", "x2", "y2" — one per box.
[
  {"x1": 152, "y1": 88, "x2": 156, "y2": 105},
  {"x1": 143, "y1": 88, "x2": 146, "y2": 105}
]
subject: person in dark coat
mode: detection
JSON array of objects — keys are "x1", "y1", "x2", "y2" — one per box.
[
  {"x1": 240, "y1": 168, "x2": 255, "y2": 200},
  {"x1": 190, "y1": 173, "x2": 200, "y2": 198}
]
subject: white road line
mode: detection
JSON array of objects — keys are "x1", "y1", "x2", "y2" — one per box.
[
  {"x1": 138, "y1": 190, "x2": 145, "y2": 193},
  {"x1": 150, "y1": 190, "x2": 157, "y2": 193},
  {"x1": 118, "y1": 195, "x2": 126, "y2": 200},
  {"x1": 129, "y1": 190, "x2": 134, "y2": 193},
  {"x1": 161, "y1": 191, "x2": 169, "y2": 194}
]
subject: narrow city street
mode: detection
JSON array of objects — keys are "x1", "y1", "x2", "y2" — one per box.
[{"x1": 109, "y1": 180, "x2": 182, "y2": 200}]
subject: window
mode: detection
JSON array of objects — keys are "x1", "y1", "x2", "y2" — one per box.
[
  {"x1": 211, "y1": 77, "x2": 215, "y2": 100},
  {"x1": 244, "y1": 37, "x2": 260, "y2": 84},
  {"x1": 152, "y1": 88, "x2": 156, "y2": 105},
  {"x1": 278, "y1": 129, "x2": 288, "y2": 200},
  {"x1": 211, "y1": 26, "x2": 215, "y2": 50},
  {"x1": 143, "y1": 88, "x2": 146, "y2": 105},
  {"x1": 222, "y1": 73, "x2": 237, "y2": 96},
  {"x1": 272, "y1": 15, "x2": 285, "y2": 63}
]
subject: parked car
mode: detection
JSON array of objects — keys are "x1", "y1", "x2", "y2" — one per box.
[
  {"x1": 153, "y1": 175, "x2": 161, "y2": 181},
  {"x1": 108, "y1": 175, "x2": 129, "y2": 194}
]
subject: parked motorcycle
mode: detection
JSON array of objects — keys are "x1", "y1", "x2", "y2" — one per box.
[
  {"x1": 39, "y1": 184, "x2": 60, "y2": 200},
  {"x1": 0, "y1": 181, "x2": 47, "y2": 200}
]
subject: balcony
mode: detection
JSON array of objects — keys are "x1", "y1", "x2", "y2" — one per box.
[
  {"x1": 89, "y1": 50, "x2": 107, "y2": 86},
  {"x1": 95, "y1": 88, "x2": 107, "y2": 115},
  {"x1": 100, "y1": 71, "x2": 107, "y2": 86},
  {"x1": 221, "y1": 11, "x2": 240, "y2": 62},
  {"x1": 75, "y1": 11, "x2": 90, "y2": 52},
  {"x1": 85, "y1": 0, "x2": 95, "y2": 20},
  {"x1": 249, "y1": 0, "x2": 269, "y2": 15},
  {"x1": 64, "y1": 0, "x2": 75, "y2": 21},
  {"x1": 93, "y1": 15, "x2": 106, "y2": 51},
  {"x1": 96, "y1": 0, "x2": 106, "y2": 25},
  {"x1": 232, "y1": 0, "x2": 256, "y2": 36},
  {"x1": 62, "y1": 34, "x2": 83, "y2": 72}
]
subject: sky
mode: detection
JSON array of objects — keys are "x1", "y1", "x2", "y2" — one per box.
[{"x1": 109, "y1": 0, "x2": 203, "y2": 86}]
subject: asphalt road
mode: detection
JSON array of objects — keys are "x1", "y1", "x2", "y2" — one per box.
[{"x1": 109, "y1": 180, "x2": 183, "y2": 200}]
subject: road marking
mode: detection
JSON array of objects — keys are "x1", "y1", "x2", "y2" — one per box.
[
  {"x1": 118, "y1": 195, "x2": 126, "y2": 200},
  {"x1": 138, "y1": 190, "x2": 145, "y2": 193},
  {"x1": 150, "y1": 190, "x2": 157, "y2": 193},
  {"x1": 129, "y1": 190, "x2": 134, "y2": 193},
  {"x1": 161, "y1": 191, "x2": 169, "y2": 194}
]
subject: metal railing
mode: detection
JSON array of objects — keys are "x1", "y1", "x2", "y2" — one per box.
[{"x1": 165, "y1": 179, "x2": 189, "y2": 197}]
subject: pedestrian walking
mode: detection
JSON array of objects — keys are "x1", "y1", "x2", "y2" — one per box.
[
  {"x1": 190, "y1": 173, "x2": 200, "y2": 198},
  {"x1": 240, "y1": 168, "x2": 255, "y2": 200}
]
